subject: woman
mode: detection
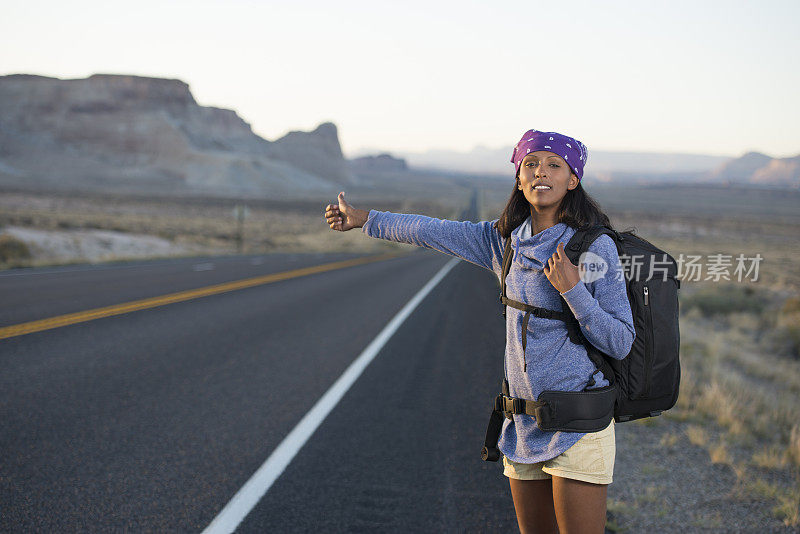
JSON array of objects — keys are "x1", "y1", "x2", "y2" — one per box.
[{"x1": 323, "y1": 129, "x2": 635, "y2": 534}]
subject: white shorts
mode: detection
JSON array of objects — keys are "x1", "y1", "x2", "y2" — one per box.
[{"x1": 502, "y1": 420, "x2": 616, "y2": 485}]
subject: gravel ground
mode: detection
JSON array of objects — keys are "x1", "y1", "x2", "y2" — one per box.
[{"x1": 608, "y1": 415, "x2": 798, "y2": 533}]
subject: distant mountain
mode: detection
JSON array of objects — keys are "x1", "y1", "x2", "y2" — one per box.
[
  {"x1": 363, "y1": 145, "x2": 732, "y2": 178},
  {"x1": 0, "y1": 74, "x2": 352, "y2": 198},
  {"x1": 705, "y1": 151, "x2": 772, "y2": 182},
  {"x1": 752, "y1": 155, "x2": 800, "y2": 186},
  {"x1": 349, "y1": 153, "x2": 408, "y2": 172},
  {"x1": 352, "y1": 144, "x2": 799, "y2": 188},
  {"x1": 705, "y1": 151, "x2": 800, "y2": 187}
]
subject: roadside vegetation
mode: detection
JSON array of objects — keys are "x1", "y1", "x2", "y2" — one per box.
[
  {"x1": 0, "y1": 233, "x2": 31, "y2": 264},
  {"x1": 0, "y1": 190, "x2": 452, "y2": 269},
  {"x1": 677, "y1": 286, "x2": 800, "y2": 527}
]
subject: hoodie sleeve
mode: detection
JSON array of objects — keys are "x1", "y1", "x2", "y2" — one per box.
[
  {"x1": 558, "y1": 234, "x2": 635, "y2": 360},
  {"x1": 362, "y1": 210, "x2": 504, "y2": 272}
]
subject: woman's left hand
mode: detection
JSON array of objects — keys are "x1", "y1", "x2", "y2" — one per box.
[{"x1": 543, "y1": 242, "x2": 582, "y2": 294}]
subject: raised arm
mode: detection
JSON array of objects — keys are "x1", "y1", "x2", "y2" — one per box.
[{"x1": 324, "y1": 192, "x2": 504, "y2": 272}]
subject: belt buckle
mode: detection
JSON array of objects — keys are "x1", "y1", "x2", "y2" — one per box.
[{"x1": 501, "y1": 395, "x2": 514, "y2": 419}]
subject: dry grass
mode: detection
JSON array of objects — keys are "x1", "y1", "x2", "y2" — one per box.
[
  {"x1": 709, "y1": 442, "x2": 731, "y2": 465},
  {"x1": 686, "y1": 425, "x2": 709, "y2": 448},
  {"x1": 636, "y1": 484, "x2": 662, "y2": 504},
  {"x1": 0, "y1": 190, "x2": 460, "y2": 269},
  {"x1": 659, "y1": 432, "x2": 680, "y2": 448},
  {"x1": 675, "y1": 282, "x2": 800, "y2": 526},
  {"x1": 695, "y1": 381, "x2": 746, "y2": 436},
  {"x1": 752, "y1": 446, "x2": 789, "y2": 469},
  {"x1": 631, "y1": 416, "x2": 659, "y2": 427},
  {"x1": 790, "y1": 425, "x2": 800, "y2": 467},
  {"x1": 0, "y1": 232, "x2": 31, "y2": 262},
  {"x1": 640, "y1": 203, "x2": 800, "y2": 527},
  {"x1": 742, "y1": 477, "x2": 800, "y2": 527},
  {"x1": 776, "y1": 484, "x2": 800, "y2": 528},
  {"x1": 689, "y1": 512, "x2": 724, "y2": 529},
  {"x1": 606, "y1": 498, "x2": 636, "y2": 532}
]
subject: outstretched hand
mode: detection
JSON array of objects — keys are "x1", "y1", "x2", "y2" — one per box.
[
  {"x1": 543, "y1": 242, "x2": 582, "y2": 294},
  {"x1": 324, "y1": 192, "x2": 366, "y2": 231}
]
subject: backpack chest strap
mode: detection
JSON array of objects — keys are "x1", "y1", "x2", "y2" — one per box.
[
  {"x1": 501, "y1": 296, "x2": 586, "y2": 355},
  {"x1": 501, "y1": 296, "x2": 566, "y2": 320}
]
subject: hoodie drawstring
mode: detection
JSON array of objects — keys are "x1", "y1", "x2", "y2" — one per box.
[{"x1": 521, "y1": 310, "x2": 532, "y2": 372}]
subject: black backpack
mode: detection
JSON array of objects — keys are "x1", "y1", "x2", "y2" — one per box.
[
  {"x1": 482, "y1": 224, "x2": 681, "y2": 461},
  {"x1": 562, "y1": 225, "x2": 681, "y2": 421}
]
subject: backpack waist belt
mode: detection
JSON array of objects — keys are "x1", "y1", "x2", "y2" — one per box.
[
  {"x1": 482, "y1": 381, "x2": 617, "y2": 462},
  {"x1": 495, "y1": 393, "x2": 547, "y2": 418}
]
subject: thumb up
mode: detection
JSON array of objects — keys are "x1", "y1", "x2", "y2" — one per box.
[{"x1": 324, "y1": 191, "x2": 366, "y2": 232}]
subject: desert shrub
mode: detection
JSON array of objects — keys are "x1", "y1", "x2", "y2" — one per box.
[
  {"x1": 681, "y1": 285, "x2": 768, "y2": 316},
  {"x1": 686, "y1": 425, "x2": 709, "y2": 447},
  {"x1": 752, "y1": 446, "x2": 788, "y2": 469},
  {"x1": 789, "y1": 425, "x2": 800, "y2": 468},
  {"x1": 772, "y1": 325, "x2": 800, "y2": 359},
  {"x1": 766, "y1": 297, "x2": 800, "y2": 359},
  {"x1": 0, "y1": 233, "x2": 32, "y2": 262},
  {"x1": 782, "y1": 297, "x2": 800, "y2": 316},
  {"x1": 710, "y1": 442, "x2": 731, "y2": 464}
]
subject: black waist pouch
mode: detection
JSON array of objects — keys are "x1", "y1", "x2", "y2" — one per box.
[{"x1": 535, "y1": 384, "x2": 617, "y2": 433}]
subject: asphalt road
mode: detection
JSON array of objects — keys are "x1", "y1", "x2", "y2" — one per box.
[{"x1": 1, "y1": 246, "x2": 519, "y2": 532}]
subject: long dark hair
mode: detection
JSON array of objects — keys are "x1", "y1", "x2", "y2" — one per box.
[{"x1": 493, "y1": 173, "x2": 613, "y2": 239}]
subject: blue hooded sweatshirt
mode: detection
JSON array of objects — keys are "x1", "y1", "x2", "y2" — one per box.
[{"x1": 362, "y1": 210, "x2": 635, "y2": 463}]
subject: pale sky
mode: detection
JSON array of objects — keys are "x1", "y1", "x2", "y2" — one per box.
[{"x1": 2, "y1": 0, "x2": 799, "y2": 158}]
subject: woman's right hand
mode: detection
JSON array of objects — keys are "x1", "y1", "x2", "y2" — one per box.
[{"x1": 324, "y1": 191, "x2": 368, "y2": 231}]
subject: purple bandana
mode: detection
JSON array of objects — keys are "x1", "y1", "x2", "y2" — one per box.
[{"x1": 510, "y1": 129, "x2": 588, "y2": 181}]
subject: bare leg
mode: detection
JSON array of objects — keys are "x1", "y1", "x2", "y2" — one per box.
[
  {"x1": 551, "y1": 475, "x2": 608, "y2": 534},
  {"x1": 508, "y1": 478, "x2": 559, "y2": 534}
]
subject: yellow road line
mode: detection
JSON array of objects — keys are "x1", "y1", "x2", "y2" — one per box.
[{"x1": 0, "y1": 253, "x2": 402, "y2": 341}]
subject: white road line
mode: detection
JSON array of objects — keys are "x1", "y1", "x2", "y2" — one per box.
[{"x1": 202, "y1": 257, "x2": 460, "y2": 534}]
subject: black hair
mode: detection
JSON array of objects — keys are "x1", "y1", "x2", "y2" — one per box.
[{"x1": 493, "y1": 171, "x2": 613, "y2": 239}]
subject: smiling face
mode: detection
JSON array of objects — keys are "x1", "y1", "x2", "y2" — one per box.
[{"x1": 517, "y1": 151, "x2": 579, "y2": 211}]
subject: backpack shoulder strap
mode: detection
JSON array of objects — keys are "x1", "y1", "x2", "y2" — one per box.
[
  {"x1": 562, "y1": 224, "x2": 622, "y2": 387},
  {"x1": 500, "y1": 236, "x2": 513, "y2": 318},
  {"x1": 564, "y1": 224, "x2": 621, "y2": 264}
]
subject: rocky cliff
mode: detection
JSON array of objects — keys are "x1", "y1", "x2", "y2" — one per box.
[{"x1": 0, "y1": 74, "x2": 353, "y2": 198}]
